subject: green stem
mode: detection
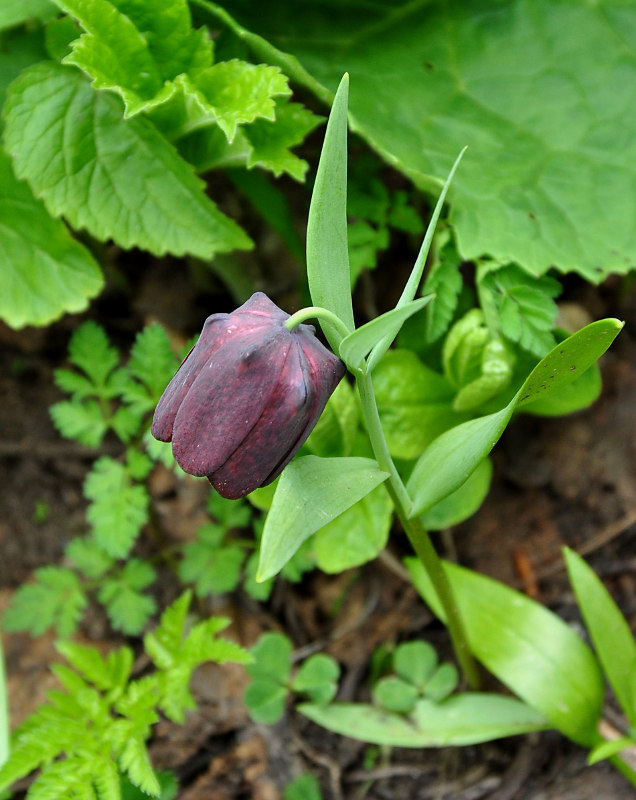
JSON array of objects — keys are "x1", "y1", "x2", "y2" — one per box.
[
  {"x1": 357, "y1": 372, "x2": 481, "y2": 689},
  {"x1": 609, "y1": 754, "x2": 636, "y2": 789},
  {"x1": 0, "y1": 636, "x2": 9, "y2": 767},
  {"x1": 285, "y1": 306, "x2": 352, "y2": 342}
]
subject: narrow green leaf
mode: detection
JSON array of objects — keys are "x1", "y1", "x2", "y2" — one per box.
[
  {"x1": 339, "y1": 297, "x2": 431, "y2": 370},
  {"x1": 589, "y1": 738, "x2": 636, "y2": 765},
  {"x1": 564, "y1": 547, "x2": 636, "y2": 728},
  {"x1": 515, "y1": 318, "x2": 623, "y2": 409},
  {"x1": 306, "y1": 74, "x2": 354, "y2": 350},
  {"x1": 299, "y1": 693, "x2": 547, "y2": 747},
  {"x1": 4, "y1": 62, "x2": 252, "y2": 259},
  {"x1": 257, "y1": 456, "x2": 388, "y2": 581},
  {"x1": 367, "y1": 148, "x2": 465, "y2": 372},
  {"x1": 408, "y1": 318, "x2": 623, "y2": 516},
  {"x1": 0, "y1": 148, "x2": 103, "y2": 329},
  {"x1": 407, "y1": 559, "x2": 604, "y2": 745}
]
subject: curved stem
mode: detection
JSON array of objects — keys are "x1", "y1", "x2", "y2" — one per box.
[
  {"x1": 285, "y1": 306, "x2": 352, "y2": 344},
  {"x1": 357, "y1": 372, "x2": 481, "y2": 689}
]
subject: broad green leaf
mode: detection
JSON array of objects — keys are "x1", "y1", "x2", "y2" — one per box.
[
  {"x1": 55, "y1": 0, "x2": 211, "y2": 116},
  {"x1": 420, "y1": 457, "x2": 492, "y2": 530},
  {"x1": 246, "y1": 632, "x2": 292, "y2": 683},
  {"x1": 407, "y1": 559, "x2": 604, "y2": 745},
  {"x1": 299, "y1": 693, "x2": 547, "y2": 747},
  {"x1": 339, "y1": 297, "x2": 431, "y2": 371},
  {"x1": 305, "y1": 378, "x2": 359, "y2": 458},
  {"x1": 258, "y1": 456, "x2": 388, "y2": 581},
  {"x1": 0, "y1": 149, "x2": 102, "y2": 328},
  {"x1": 373, "y1": 677, "x2": 419, "y2": 714},
  {"x1": 564, "y1": 548, "x2": 636, "y2": 728},
  {"x1": 177, "y1": 99, "x2": 321, "y2": 181},
  {"x1": 393, "y1": 641, "x2": 437, "y2": 691},
  {"x1": 244, "y1": 681, "x2": 288, "y2": 724},
  {"x1": 372, "y1": 350, "x2": 467, "y2": 460},
  {"x1": 4, "y1": 62, "x2": 252, "y2": 259},
  {"x1": 0, "y1": 0, "x2": 55, "y2": 30},
  {"x1": 408, "y1": 319, "x2": 623, "y2": 516},
  {"x1": 216, "y1": 0, "x2": 636, "y2": 282},
  {"x1": 306, "y1": 73, "x2": 354, "y2": 350},
  {"x1": 313, "y1": 484, "x2": 392, "y2": 573}
]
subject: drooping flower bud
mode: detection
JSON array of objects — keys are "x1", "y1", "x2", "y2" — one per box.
[{"x1": 151, "y1": 293, "x2": 346, "y2": 499}]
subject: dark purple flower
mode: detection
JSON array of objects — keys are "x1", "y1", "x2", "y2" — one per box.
[{"x1": 151, "y1": 292, "x2": 345, "y2": 499}]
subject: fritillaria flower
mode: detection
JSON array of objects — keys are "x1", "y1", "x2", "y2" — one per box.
[{"x1": 151, "y1": 292, "x2": 345, "y2": 499}]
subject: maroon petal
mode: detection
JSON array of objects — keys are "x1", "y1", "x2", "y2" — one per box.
[
  {"x1": 151, "y1": 313, "x2": 229, "y2": 442},
  {"x1": 262, "y1": 332, "x2": 345, "y2": 484},
  {"x1": 171, "y1": 327, "x2": 291, "y2": 477},
  {"x1": 232, "y1": 291, "x2": 290, "y2": 323},
  {"x1": 210, "y1": 339, "x2": 313, "y2": 498}
]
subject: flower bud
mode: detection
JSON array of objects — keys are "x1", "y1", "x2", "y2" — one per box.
[{"x1": 151, "y1": 293, "x2": 345, "y2": 498}]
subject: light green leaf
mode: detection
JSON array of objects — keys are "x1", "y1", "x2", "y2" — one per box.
[
  {"x1": 0, "y1": 0, "x2": 55, "y2": 30},
  {"x1": 217, "y1": 1, "x2": 636, "y2": 281},
  {"x1": 422, "y1": 234, "x2": 463, "y2": 342},
  {"x1": 589, "y1": 738, "x2": 636, "y2": 766},
  {"x1": 258, "y1": 456, "x2": 389, "y2": 581},
  {"x1": 66, "y1": 537, "x2": 114, "y2": 579},
  {"x1": 305, "y1": 378, "x2": 359, "y2": 458},
  {"x1": 313, "y1": 484, "x2": 392, "y2": 574},
  {"x1": 244, "y1": 681, "x2": 288, "y2": 725},
  {"x1": 247, "y1": 632, "x2": 292, "y2": 683},
  {"x1": 98, "y1": 560, "x2": 157, "y2": 635},
  {"x1": 176, "y1": 100, "x2": 321, "y2": 181},
  {"x1": 55, "y1": 0, "x2": 211, "y2": 116},
  {"x1": 284, "y1": 774, "x2": 322, "y2": 800},
  {"x1": 159, "y1": 61, "x2": 290, "y2": 142},
  {"x1": 84, "y1": 457, "x2": 149, "y2": 559},
  {"x1": 306, "y1": 73, "x2": 354, "y2": 350},
  {"x1": 564, "y1": 547, "x2": 636, "y2": 728},
  {"x1": 0, "y1": 148, "x2": 103, "y2": 329},
  {"x1": 372, "y1": 350, "x2": 466, "y2": 460},
  {"x1": 393, "y1": 641, "x2": 437, "y2": 691},
  {"x1": 408, "y1": 319, "x2": 623, "y2": 516},
  {"x1": 291, "y1": 654, "x2": 340, "y2": 706},
  {"x1": 67, "y1": 321, "x2": 119, "y2": 389},
  {"x1": 50, "y1": 399, "x2": 109, "y2": 447},
  {"x1": 4, "y1": 62, "x2": 252, "y2": 259},
  {"x1": 2, "y1": 566, "x2": 86, "y2": 638},
  {"x1": 339, "y1": 297, "x2": 431, "y2": 371},
  {"x1": 521, "y1": 362, "x2": 601, "y2": 417},
  {"x1": 407, "y1": 559, "x2": 604, "y2": 745},
  {"x1": 420, "y1": 457, "x2": 492, "y2": 530},
  {"x1": 478, "y1": 263, "x2": 560, "y2": 357},
  {"x1": 373, "y1": 676, "x2": 418, "y2": 714},
  {"x1": 126, "y1": 323, "x2": 179, "y2": 402},
  {"x1": 299, "y1": 693, "x2": 548, "y2": 747}
]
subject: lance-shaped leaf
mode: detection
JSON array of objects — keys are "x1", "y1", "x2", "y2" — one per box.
[
  {"x1": 257, "y1": 456, "x2": 389, "y2": 581},
  {"x1": 407, "y1": 559, "x2": 604, "y2": 746},
  {"x1": 306, "y1": 74, "x2": 355, "y2": 350},
  {"x1": 300, "y1": 693, "x2": 548, "y2": 747},
  {"x1": 338, "y1": 296, "x2": 431, "y2": 371},
  {"x1": 3, "y1": 62, "x2": 252, "y2": 259},
  {"x1": 407, "y1": 318, "x2": 623, "y2": 516}
]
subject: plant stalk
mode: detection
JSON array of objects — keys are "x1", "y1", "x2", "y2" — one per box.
[{"x1": 356, "y1": 372, "x2": 481, "y2": 689}]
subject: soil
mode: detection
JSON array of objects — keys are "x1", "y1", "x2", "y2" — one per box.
[{"x1": 1, "y1": 253, "x2": 636, "y2": 799}]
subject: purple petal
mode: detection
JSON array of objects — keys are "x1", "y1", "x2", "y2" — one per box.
[
  {"x1": 171, "y1": 327, "x2": 291, "y2": 477},
  {"x1": 210, "y1": 339, "x2": 312, "y2": 498}
]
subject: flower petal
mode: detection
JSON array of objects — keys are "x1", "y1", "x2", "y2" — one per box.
[{"x1": 171, "y1": 327, "x2": 291, "y2": 476}]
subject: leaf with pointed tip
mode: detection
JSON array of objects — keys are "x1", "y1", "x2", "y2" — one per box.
[
  {"x1": 257, "y1": 456, "x2": 388, "y2": 581},
  {"x1": 408, "y1": 319, "x2": 623, "y2": 516},
  {"x1": 306, "y1": 74, "x2": 354, "y2": 350}
]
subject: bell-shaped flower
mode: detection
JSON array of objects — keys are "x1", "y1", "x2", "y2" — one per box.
[{"x1": 151, "y1": 293, "x2": 345, "y2": 499}]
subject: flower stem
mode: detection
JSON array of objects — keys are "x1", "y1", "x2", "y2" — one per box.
[
  {"x1": 356, "y1": 372, "x2": 481, "y2": 689},
  {"x1": 285, "y1": 306, "x2": 352, "y2": 343}
]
